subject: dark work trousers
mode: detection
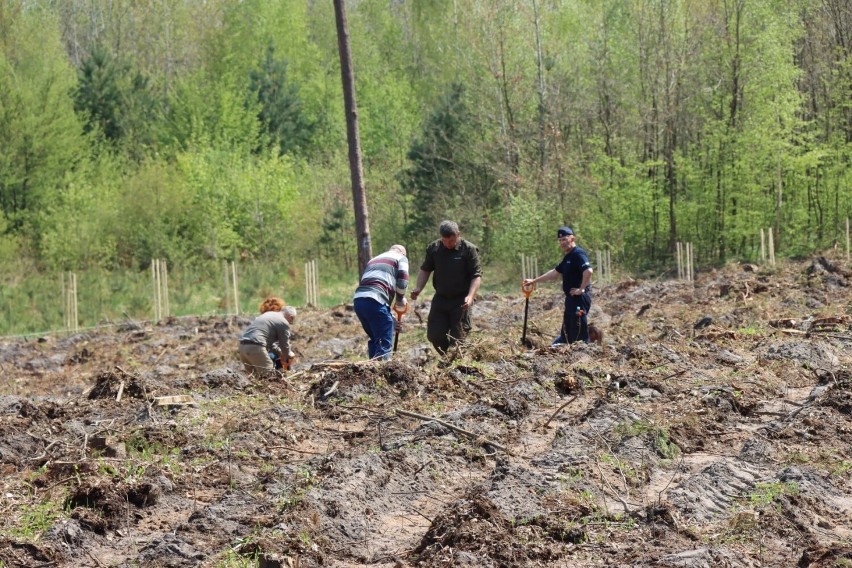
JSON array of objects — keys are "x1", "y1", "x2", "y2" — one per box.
[
  {"x1": 353, "y1": 297, "x2": 395, "y2": 360},
  {"x1": 426, "y1": 294, "x2": 471, "y2": 354},
  {"x1": 553, "y1": 292, "x2": 592, "y2": 344}
]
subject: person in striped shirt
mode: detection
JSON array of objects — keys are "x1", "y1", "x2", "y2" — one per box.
[{"x1": 353, "y1": 245, "x2": 409, "y2": 360}]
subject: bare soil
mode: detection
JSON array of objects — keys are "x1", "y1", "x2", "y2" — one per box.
[{"x1": 1, "y1": 254, "x2": 851, "y2": 568}]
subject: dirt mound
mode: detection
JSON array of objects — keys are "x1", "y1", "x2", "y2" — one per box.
[{"x1": 1, "y1": 253, "x2": 851, "y2": 567}]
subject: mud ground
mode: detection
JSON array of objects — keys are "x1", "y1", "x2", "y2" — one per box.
[{"x1": 1, "y1": 253, "x2": 851, "y2": 567}]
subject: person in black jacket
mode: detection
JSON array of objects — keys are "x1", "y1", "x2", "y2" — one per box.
[{"x1": 410, "y1": 221, "x2": 482, "y2": 354}]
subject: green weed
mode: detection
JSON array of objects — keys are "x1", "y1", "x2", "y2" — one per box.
[
  {"x1": 748, "y1": 481, "x2": 799, "y2": 507},
  {"x1": 614, "y1": 419, "x2": 650, "y2": 438},
  {"x1": 9, "y1": 500, "x2": 62, "y2": 541},
  {"x1": 737, "y1": 325, "x2": 763, "y2": 335},
  {"x1": 653, "y1": 428, "x2": 680, "y2": 460}
]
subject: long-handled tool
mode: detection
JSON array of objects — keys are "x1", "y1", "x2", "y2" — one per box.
[
  {"x1": 393, "y1": 302, "x2": 409, "y2": 353},
  {"x1": 521, "y1": 282, "x2": 535, "y2": 347}
]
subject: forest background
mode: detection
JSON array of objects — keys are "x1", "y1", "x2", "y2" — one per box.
[{"x1": 1, "y1": 0, "x2": 851, "y2": 336}]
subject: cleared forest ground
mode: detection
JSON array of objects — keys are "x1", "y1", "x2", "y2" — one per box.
[{"x1": 1, "y1": 253, "x2": 851, "y2": 567}]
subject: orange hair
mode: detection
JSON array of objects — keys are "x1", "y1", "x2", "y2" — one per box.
[{"x1": 258, "y1": 297, "x2": 285, "y2": 313}]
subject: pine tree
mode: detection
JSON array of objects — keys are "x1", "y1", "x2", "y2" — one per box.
[
  {"x1": 401, "y1": 83, "x2": 469, "y2": 242},
  {"x1": 74, "y1": 45, "x2": 124, "y2": 142},
  {"x1": 248, "y1": 43, "x2": 314, "y2": 156}
]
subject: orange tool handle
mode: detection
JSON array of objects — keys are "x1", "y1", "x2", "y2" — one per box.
[
  {"x1": 393, "y1": 302, "x2": 409, "y2": 319},
  {"x1": 522, "y1": 281, "x2": 536, "y2": 298}
]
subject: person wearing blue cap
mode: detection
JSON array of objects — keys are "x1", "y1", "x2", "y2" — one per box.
[{"x1": 522, "y1": 226, "x2": 593, "y2": 344}]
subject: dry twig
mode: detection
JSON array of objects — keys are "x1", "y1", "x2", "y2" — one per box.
[
  {"x1": 395, "y1": 408, "x2": 509, "y2": 454},
  {"x1": 544, "y1": 395, "x2": 578, "y2": 428}
]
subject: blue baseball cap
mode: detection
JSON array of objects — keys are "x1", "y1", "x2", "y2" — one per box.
[{"x1": 557, "y1": 226, "x2": 574, "y2": 238}]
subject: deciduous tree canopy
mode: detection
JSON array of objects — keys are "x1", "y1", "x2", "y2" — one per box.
[{"x1": 0, "y1": 0, "x2": 849, "y2": 275}]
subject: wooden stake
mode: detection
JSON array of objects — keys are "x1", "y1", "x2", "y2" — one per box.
[
  {"x1": 231, "y1": 260, "x2": 239, "y2": 316},
  {"x1": 223, "y1": 260, "x2": 231, "y2": 316},
  {"x1": 676, "y1": 242, "x2": 683, "y2": 280},
  {"x1": 687, "y1": 242, "x2": 693, "y2": 282},
  {"x1": 304, "y1": 261, "x2": 310, "y2": 307},
  {"x1": 768, "y1": 228, "x2": 776, "y2": 266},
  {"x1": 305, "y1": 259, "x2": 319, "y2": 307},
  {"x1": 63, "y1": 271, "x2": 78, "y2": 333},
  {"x1": 606, "y1": 249, "x2": 612, "y2": 283},
  {"x1": 72, "y1": 272, "x2": 78, "y2": 332},
  {"x1": 312, "y1": 259, "x2": 319, "y2": 306},
  {"x1": 160, "y1": 259, "x2": 170, "y2": 317},
  {"x1": 61, "y1": 272, "x2": 68, "y2": 332},
  {"x1": 152, "y1": 262, "x2": 160, "y2": 322}
]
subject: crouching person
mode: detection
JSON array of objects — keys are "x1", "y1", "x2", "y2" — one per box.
[{"x1": 238, "y1": 297, "x2": 297, "y2": 378}]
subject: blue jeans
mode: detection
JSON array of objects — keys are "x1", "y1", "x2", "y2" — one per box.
[{"x1": 353, "y1": 297, "x2": 395, "y2": 360}]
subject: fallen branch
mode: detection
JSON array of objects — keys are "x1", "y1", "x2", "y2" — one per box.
[
  {"x1": 267, "y1": 445, "x2": 324, "y2": 455},
  {"x1": 86, "y1": 549, "x2": 106, "y2": 568},
  {"x1": 152, "y1": 346, "x2": 169, "y2": 364},
  {"x1": 544, "y1": 395, "x2": 578, "y2": 428},
  {"x1": 115, "y1": 365, "x2": 139, "y2": 379},
  {"x1": 323, "y1": 381, "x2": 339, "y2": 397},
  {"x1": 80, "y1": 432, "x2": 88, "y2": 460},
  {"x1": 813, "y1": 332, "x2": 852, "y2": 340},
  {"x1": 26, "y1": 440, "x2": 59, "y2": 462},
  {"x1": 395, "y1": 409, "x2": 509, "y2": 454},
  {"x1": 661, "y1": 369, "x2": 688, "y2": 381}
]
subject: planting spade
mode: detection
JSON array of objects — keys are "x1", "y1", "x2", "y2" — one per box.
[
  {"x1": 393, "y1": 301, "x2": 409, "y2": 353},
  {"x1": 521, "y1": 281, "x2": 536, "y2": 348}
]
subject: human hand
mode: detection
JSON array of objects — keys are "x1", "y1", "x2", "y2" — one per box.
[
  {"x1": 410, "y1": 288, "x2": 421, "y2": 300},
  {"x1": 462, "y1": 295, "x2": 473, "y2": 310}
]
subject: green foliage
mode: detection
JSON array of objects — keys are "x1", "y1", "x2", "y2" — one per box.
[
  {"x1": 38, "y1": 152, "x2": 124, "y2": 270},
  {"x1": 400, "y1": 82, "x2": 501, "y2": 250},
  {"x1": 653, "y1": 428, "x2": 680, "y2": 460},
  {"x1": 0, "y1": 6, "x2": 85, "y2": 236},
  {"x1": 74, "y1": 44, "x2": 162, "y2": 160},
  {"x1": 249, "y1": 43, "x2": 314, "y2": 156},
  {"x1": 748, "y1": 481, "x2": 799, "y2": 507},
  {"x1": 74, "y1": 45, "x2": 125, "y2": 142},
  {"x1": 319, "y1": 203, "x2": 355, "y2": 273},
  {"x1": 9, "y1": 500, "x2": 61, "y2": 541},
  {"x1": 401, "y1": 82, "x2": 470, "y2": 243},
  {"x1": 491, "y1": 191, "x2": 566, "y2": 264},
  {"x1": 0, "y1": 0, "x2": 849, "y2": 308}
]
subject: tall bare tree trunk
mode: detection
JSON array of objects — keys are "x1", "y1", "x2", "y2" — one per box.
[
  {"x1": 532, "y1": 0, "x2": 546, "y2": 170},
  {"x1": 333, "y1": 0, "x2": 371, "y2": 274}
]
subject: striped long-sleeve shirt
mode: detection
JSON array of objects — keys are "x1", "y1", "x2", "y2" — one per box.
[{"x1": 353, "y1": 249, "x2": 409, "y2": 305}]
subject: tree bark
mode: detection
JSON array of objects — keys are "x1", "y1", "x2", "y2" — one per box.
[{"x1": 333, "y1": 0, "x2": 371, "y2": 274}]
